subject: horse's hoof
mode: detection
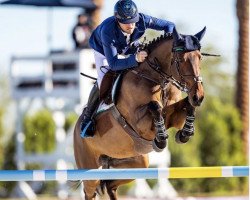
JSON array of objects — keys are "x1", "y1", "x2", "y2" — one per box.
[
  {"x1": 153, "y1": 139, "x2": 167, "y2": 152},
  {"x1": 148, "y1": 101, "x2": 161, "y2": 111},
  {"x1": 175, "y1": 130, "x2": 190, "y2": 144}
]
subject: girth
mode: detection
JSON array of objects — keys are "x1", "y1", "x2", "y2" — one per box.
[{"x1": 110, "y1": 105, "x2": 153, "y2": 154}]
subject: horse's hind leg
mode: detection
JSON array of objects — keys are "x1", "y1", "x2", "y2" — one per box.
[
  {"x1": 74, "y1": 122, "x2": 100, "y2": 200},
  {"x1": 77, "y1": 146, "x2": 100, "y2": 200},
  {"x1": 99, "y1": 154, "x2": 149, "y2": 200},
  {"x1": 77, "y1": 147, "x2": 100, "y2": 200},
  {"x1": 83, "y1": 180, "x2": 100, "y2": 200}
]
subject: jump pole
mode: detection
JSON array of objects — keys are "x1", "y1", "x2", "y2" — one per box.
[{"x1": 0, "y1": 166, "x2": 248, "y2": 181}]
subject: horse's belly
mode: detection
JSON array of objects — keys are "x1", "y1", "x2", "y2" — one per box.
[
  {"x1": 96, "y1": 130, "x2": 139, "y2": 158},
  {"x1": 88, "y1": 113, "x2": 140, "y2": 158}
]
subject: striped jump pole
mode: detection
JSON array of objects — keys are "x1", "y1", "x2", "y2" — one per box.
[{"x1": 0, "y1": 166, "x2": 248, "y2": 181}]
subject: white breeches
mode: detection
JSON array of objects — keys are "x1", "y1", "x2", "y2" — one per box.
[
  {"x1": 94, "y1": 50, "x2": 127, "y2": 88},
  {"x1": 93, "y1": 50, "x2": 110, "y2": 88}
]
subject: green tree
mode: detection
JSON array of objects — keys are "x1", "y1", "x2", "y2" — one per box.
[
  {"x1": 0, "y1": 136, "x2": 17, "y2": 198},
  {"x1": 0, "y1": 72, "x2": 16, "y2": 197},
  {"x1": 23, "y1": 109, "x2": 56, "y2": 153},
  {"x1": 197, "y1": 97, "x2": 246, "y2": 194},
  {"x1": 169, "y1": 45, "x2": 247, "y2": 195},
  {"x1": 0, "y1": 74, "x2": 11, "y2": 167},
  {"x1": 64, "y1": 112, "x2": 78, "y2": 133}
]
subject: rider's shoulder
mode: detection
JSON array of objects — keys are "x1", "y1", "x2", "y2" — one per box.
[
  {"x1": 101, "y1": 17, "x2": 119, "y2": 35},
  {"x1": 138, "y1": 13, "x2": 151, "y2": 22},
  {"x1": 102, "y1": 17, "x2": 116, "y2": 28}
]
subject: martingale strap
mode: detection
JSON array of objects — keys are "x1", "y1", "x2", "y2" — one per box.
[{"x1": 110, "y1": 105, "x2": 153, "y2": 154}]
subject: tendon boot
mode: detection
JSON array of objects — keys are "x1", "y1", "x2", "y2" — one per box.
[{"x1": 80, "y1": 83, "x2": 100, "y2": 138}]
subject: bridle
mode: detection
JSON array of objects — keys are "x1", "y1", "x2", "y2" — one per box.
[
  {"x1": 171, "y1": 48, "x2": 203, "y2": 93},
  {"x1": 131, "y1": 47, "x2": 203, "y2": 94}
]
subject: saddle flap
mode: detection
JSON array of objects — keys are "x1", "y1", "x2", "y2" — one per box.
[
  {"x1": 99, "y1": 70, "x2": 124, "y2": 105},
  {"x1": 112, "y1": 74, "x2": 123, "y2": 104},
  {"x1": 95, "y1": 73, "x2": 124, "y2": 117},
  {"x1": 99, "y1": 71, "x2": 117, "y2": 102}
]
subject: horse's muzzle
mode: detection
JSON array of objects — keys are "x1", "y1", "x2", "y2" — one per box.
[{"x1": 192, "y1": 94, "x2": 204, "y2": 106}]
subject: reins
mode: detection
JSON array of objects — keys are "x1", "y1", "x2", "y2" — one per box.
[
  {"x1": 201, "y1": 52, "x2": 221, "y2": 57},
  {"x1": 131, "y1": 55, "x2": 190, "y2": 93},
  {"x1": 80, "y1": 72, "x2": 97, "y2": 80},
  {"x1": 132, "y1": 48, "x2": 220, "y2": 94}
]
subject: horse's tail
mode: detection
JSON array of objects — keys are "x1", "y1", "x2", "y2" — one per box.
[
  {"x1": 96, "y1": 180, "x2": 107, "y2": 195},
  {"x1": 68, "y1": 180, "x2": 82, "y2": 190}
]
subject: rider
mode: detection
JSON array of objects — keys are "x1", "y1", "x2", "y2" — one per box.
[{"x1": 80, "y1": 0, "x2": 175, "y2": 136}]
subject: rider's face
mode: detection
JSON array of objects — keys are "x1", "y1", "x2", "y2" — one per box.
[{"x1": 118, "y1": 22, "x2": 136, "y2": 34}]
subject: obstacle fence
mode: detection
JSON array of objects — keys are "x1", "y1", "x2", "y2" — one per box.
[{"x1": 0, "y1": 166, "x2": 248, "y2": 181}]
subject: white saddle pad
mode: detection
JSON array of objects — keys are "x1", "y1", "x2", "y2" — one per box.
[{"x1": 96, "y1": 102, "x2": 114, "y2": 115}]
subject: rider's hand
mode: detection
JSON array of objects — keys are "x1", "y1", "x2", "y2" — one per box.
[{"x1": 135, "y1": 51, "x2": 148, "y2": 63}]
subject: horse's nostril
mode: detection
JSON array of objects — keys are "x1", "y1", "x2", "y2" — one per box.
[
  {"x1": 193, "y1": 94, "x2": 198, "y2": 103},
  {"x1": 200, "y1": 96, "x2": 204, "y2": 103}
]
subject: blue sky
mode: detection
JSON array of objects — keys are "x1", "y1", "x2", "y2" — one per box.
[{"x1": 0, "y1": 0, "x2": 237, "y2": 73}]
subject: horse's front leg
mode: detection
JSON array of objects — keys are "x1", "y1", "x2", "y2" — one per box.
[
  {"x1": 175, "y1": 98, "x2": 196, "y2": 143},
  {"x1": 163, "y1": 97, "x2": 196, "y2": 144},
  {"x1": 148, "y1": 101, "x2": 169, "y2": 152}
]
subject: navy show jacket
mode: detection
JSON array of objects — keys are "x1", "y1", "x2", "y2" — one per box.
[{"x1": 89, "y1": 13, "x2": 175, "y2": 71}]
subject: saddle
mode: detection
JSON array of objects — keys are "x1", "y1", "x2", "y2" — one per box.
[{"x1": 80, "y1": 70, "x2": 123, "y2": 138}]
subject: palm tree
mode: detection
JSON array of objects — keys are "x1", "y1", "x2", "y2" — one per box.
[{"x1": 236, "y1": 0, "x2": 249, "y2": 155}]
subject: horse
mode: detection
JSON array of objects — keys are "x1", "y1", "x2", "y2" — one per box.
[{"x1": 74, "y1": 27, "x2": 206, "y2": 200}]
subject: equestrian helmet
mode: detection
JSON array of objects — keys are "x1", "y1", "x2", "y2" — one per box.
[{"x1": 114, "y1": 0, "x2": 139, "y2": 24}]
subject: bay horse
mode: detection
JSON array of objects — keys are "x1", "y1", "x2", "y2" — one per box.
[{"x1": 74, "y1": 27, "x2": 206, "y2": 200}]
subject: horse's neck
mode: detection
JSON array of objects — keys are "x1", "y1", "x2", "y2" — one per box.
[
  {"x1": 141, "y1": 39, "x2": 174, "y2": 73},
  {"x1": 140, "y1": 40, "x2": 173, "y2": 72}
]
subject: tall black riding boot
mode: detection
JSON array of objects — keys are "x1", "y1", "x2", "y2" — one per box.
[{"x1": 80, "y1": 83, "x2": 99, "y2": 137}]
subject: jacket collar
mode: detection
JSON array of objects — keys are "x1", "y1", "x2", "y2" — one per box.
[{"x1": 115, "y1": 25, "x2": 128, "y2": 45}]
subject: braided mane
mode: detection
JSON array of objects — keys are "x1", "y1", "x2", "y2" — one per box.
[{"x1": 143, "y1": 33, "x2": 173, "y2": 53}]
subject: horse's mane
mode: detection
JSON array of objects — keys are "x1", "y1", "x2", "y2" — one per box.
[{"x1": 143, "y1": 33, "x2": 173, "y2": 53}]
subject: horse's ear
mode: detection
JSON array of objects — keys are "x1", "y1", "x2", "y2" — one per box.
[
  {"x1": 194, "y1": 26, "x2": 206, "y2": 41},
  {"x1": 173, "y1": 27, "x2": 183, "y2": 41}
]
